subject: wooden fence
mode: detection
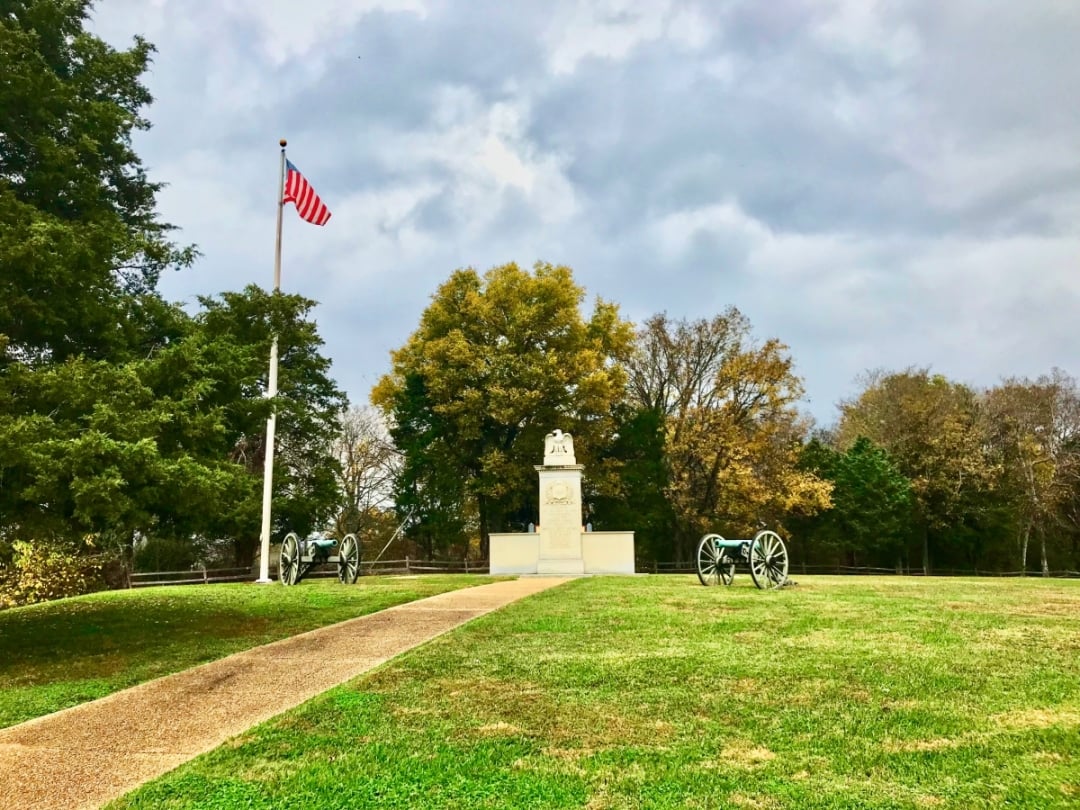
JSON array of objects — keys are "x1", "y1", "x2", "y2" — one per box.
[
  {"x1": 129, "y1": 557, "x2": 489, "y2": 588},
  {"x1": 129, "y1": 559, "x2": 1078, "y2": 587},
  {"x1": 647, "y1": 561, "x2": 1080, "y2": 578},
  {"x1": 129, "y1": 567, "x2": 252, "y2": 588}
]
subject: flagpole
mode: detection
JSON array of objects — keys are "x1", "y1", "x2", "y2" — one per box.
[{"x1": 256, "y1": 138, "x2": 288, "y2": 584}]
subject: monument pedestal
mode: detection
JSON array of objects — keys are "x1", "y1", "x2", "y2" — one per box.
[{"x1": 535, "y1": 464, "x2": 586, "y2": 575}]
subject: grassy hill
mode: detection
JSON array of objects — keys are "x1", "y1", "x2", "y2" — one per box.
[{"x1": 107, "y1": 575, "x2": 1080, "y2": 809}]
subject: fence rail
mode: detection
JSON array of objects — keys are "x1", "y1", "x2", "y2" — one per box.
[
  {"x1": 129, "y1": 557, "x2": 490, "y2": 588},
  {"x1": 129, "y1": 567, "x2": 251, "y2": 588},
  {"x1": 366, "y1": 558, "x2": 489, "y2": 575},
  {"x1": 128, "y1": 560, "x2": 1078, "y2": 588},
  {"x1": 645, "y1": 561, "x2": 1080, "y2": 578}
]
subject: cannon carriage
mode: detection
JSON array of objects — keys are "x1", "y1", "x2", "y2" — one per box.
[
  {"x1": 696, "y1": 530, "x2": 789, "y2": 589},
  {"x1": 278, "y1": 532, "x2": 360, "y2": 586}
]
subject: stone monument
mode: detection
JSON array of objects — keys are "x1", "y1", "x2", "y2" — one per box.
[
  {"x1": 536, "y1": 430, "x2": 585, "y2": 574},
  {"x1": 489, "y1": 430, "x2": 635, "y2": 575}
]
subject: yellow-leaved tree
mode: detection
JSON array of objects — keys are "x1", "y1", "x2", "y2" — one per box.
[
  {"x1": 372, "y1": 262, "x2": 634, "y2": 557},
  {"x1": 627, "y1": 310, "x2": 830, "y2": 562},
  {"x1": 836, "y1": 369, "x2": 995, "y2": 574},
  {"x1": 982, "y1": 371, "x2": 1080, "y2": 575}
]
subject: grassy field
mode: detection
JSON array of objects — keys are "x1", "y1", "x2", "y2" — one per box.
[
  {"x1": 109, "y1": 575, "x2": 1080, "y2": 810},
  {"x1": 0, "y1": 575, "x2": 500, "y2": 729}
]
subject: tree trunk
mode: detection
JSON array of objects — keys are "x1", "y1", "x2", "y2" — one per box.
[
  {"x1": 677, "y1": 529, "x2": 693, "y2": 566},
  {"x1": 477, "y1": 493, "x2": 490, "y2": 560},
  {"x1": 1020, "y1": 522, "x2": 1030, "y2": 575},
  {"x1": 921, "y1": 524, "x2": 930, "y2": 576},
  {"x1": 1040, "y1": 531, "x2": 1049, "y2": 577}
]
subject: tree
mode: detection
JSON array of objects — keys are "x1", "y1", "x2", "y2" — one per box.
[
  {"x1": 383, "y1": 369, "x2": 473, "y2": 558},
  {"x1": 191, "y1": 286, "x2": 346, "y2": 565},
  {"x1": 837, "y1": 369, "x2": 995, "y2": 573},
  {"x1": 0, "y1": 0, "x2": 194, "y2": 364},
  {"x1": 372, "y1": 262, "x2": 634, "y2": 557},
  {"x1": 795, "y1": 437, "x2": 913, "y2": 569},
  {"x1": 2, "y1": 0, "x2": 197, "y2": 583},
  {"x1": 626, "y1": 311, "x2": 831, "y2": 561},
  {"x1": 331, "y1": 405, "x2": 400, "y2": 543},
  {"x1": 983, "y1": 371, "x2": 1080, "y2": 574},
  {"x1": 588, "y1": 405, "x2": 676, "y2": 564},
  {"x1": 0, "y1": 286, "x2": 344, "y2": 567},
  {"x1": 0, "y1": 346, "x2": 247, "y2": 548}
]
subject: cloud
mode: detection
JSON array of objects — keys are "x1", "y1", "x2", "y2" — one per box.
[
  {"x1": 86, "y1": 0, "x2": 1080, "y2": 424},
  {"x1": 542, "y1": 0, "x2": 714, "y2": 75}
]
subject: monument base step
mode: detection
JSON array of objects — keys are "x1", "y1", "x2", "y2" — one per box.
[{"x1": 536, "y1": 559, "x2": 586, "y2": 575}]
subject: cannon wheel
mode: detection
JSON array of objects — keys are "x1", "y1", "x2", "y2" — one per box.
[
  {"x1": 279, "y1": 532, "x2": 301, "y2": 586},
  {"x1": 696, "y1": 534, "x2": 735, "y2": 586},
  {"x1": 749, "y1": 530, "x2": 789, "y2": 590},
  {"x1": 338, "y1": 533, "x2": 360, "y2": 584}
]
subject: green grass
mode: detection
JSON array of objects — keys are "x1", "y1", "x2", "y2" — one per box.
[
  {"x1": 109, "y1": 576, "x2": 1080, "y2": 809},
  {"x1": 0, "y1": 575, "x2": 501, "y2": 729}
]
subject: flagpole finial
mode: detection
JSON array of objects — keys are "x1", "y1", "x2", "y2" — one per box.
[{"x1": 279, "y1": 138, "x2": 287, "y2": 148}]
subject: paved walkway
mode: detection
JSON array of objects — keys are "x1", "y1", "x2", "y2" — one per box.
[{"x1": 0, "y1": 577, "x2": 567, "y2": 810}]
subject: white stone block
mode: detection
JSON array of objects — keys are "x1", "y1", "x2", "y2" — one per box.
[
  {"x1": 489, "y1": 533, "x2": 539, "y2": 574},
  {"x1": 582, "y1": 532, "x2": 636, "y2": 574}
]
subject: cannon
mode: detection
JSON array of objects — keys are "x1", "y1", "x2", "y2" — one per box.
[
  {"x1": 278, "y1": 531, "x2": 360, "y2": 586},
  {"x1": 696, "y1": 529, "x2": 789, "y2": 589}
]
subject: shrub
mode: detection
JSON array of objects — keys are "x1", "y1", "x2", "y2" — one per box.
[{"x1": 0, "y1": 539, "x2": 108, "y2": 609}]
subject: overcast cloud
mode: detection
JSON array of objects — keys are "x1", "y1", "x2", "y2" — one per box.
[{"x1": 89, "y1": 0, "x2": 1080, "y2": 424}]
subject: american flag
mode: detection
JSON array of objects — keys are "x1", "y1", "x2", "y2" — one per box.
[{"x1": 283, "y1": 160, "x2": 332, "y2": 226}]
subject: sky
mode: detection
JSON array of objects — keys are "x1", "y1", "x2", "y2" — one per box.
[{"x1": 89, "y1": 0, "x2": 1080, "y2": 426}]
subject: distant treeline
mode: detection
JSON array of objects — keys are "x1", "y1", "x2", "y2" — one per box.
[{"x1": 371, "y1": 268, "x2": 1080, "y2": 576}]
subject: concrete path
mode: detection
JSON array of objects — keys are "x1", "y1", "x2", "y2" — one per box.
[{"x1": 0, "y1": 577, "x2": 567, "y2": 810}]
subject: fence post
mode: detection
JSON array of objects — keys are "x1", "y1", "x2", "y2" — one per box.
[
  {"x1": 202, "y1": 565, "x2": 208, "y2": 585},
  {"x1": 406, "y1": 555, "x2": 410, "y2": 574},
  {"x1": 465, "y1": 558, "x2": 469, "y2": 574}
]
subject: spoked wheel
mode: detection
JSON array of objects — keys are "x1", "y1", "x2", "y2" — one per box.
[
  {"x1": 338, "y1": 533, "x2": 360, "y2": 584},
  {"x1": 279, "y1": 532, "x2": 300, "y2": 586},
  {"x1": 749, "y1": 530, "x2": 789, "y2": 590},
  {"x1": 696, "y1": 534, "x2": 733, "y2": 586}
]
